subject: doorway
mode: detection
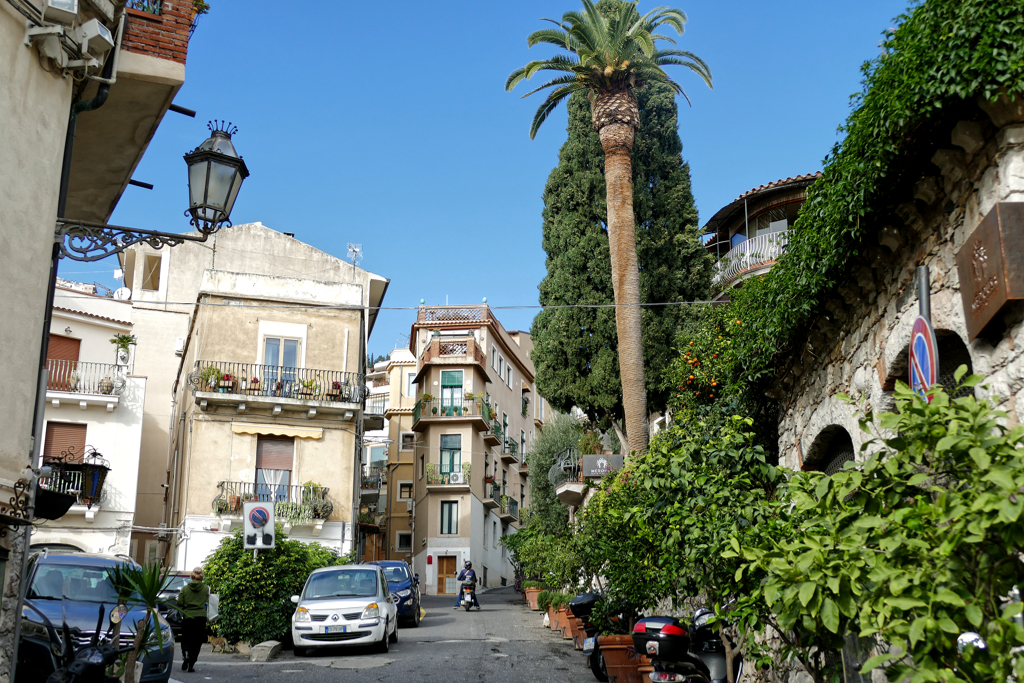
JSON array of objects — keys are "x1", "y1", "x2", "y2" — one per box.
[{"x1": 438, "y1": 556, "x2": 457, "y2": 594}]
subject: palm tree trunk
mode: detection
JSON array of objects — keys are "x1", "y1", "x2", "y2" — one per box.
[{"x1": 596, "y1": 90, "x2": 648, "y2": 455}]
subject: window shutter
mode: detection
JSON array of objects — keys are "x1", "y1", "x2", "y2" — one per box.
[
  {"x1": 47, "y1": 335, "x2": 80, "y2": 362},
  {"x1": 439, "y1": 434, "x2": 461, "y2": 451},
  {"x1": 43, "y1": 422, "x2": 87, "y2": 463},
  {"x1": 440, "y1": 371, "x2": 462, "y2": 387},
  {"x1": 256, "y1": 436, "x2": 294, "y2": 470}
]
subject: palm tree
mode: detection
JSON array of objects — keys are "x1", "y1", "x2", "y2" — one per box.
[{"x1": 507, "y1": 0, "x2": 711, "y2": 455}]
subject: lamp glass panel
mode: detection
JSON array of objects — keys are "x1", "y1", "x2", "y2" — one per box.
[
  {"x1": 188, "y1": 159, "x2": 209, "y2": 208},
  {"x1": 205, "y1": 159, "x2": 237, "y2": 212},
  {"x1": 223, "y1": 173, "x2": 243, "y2": 219}
]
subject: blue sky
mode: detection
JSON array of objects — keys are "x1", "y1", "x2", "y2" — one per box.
[{"x1": 65, "y1": 0, "x2": 907, "y2": 357}]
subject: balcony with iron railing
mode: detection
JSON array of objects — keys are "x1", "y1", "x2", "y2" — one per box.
[
  {"x1": 500, "y1": 437, "x2": 518, "y2": 464},
  {"x1": 416, "y1": 305, "x2": 493, "y2": 325},
  {"x1": 412, "y1": 396, "x2": 490, "y2": 432},
  {"x1": 415, "y1": 335, "x2": 489, "y2": 384},
  {"x1": 711, "y1": 230, "x2": 790, "y2": 289},
  {"x1": 187, "y1": 361, "x2": 365, "y2": 417},
  {"x1": 499, "y1": 496, "x2": 519, "y2": 523},
  {"x1": 482, "y1": 481, "x2": 501, "y2": 509},
  {"x1": 212, "y1": 481, "x2": 334, "y2": 524},
  {"x1": 550, "y1": 447, "x2": 585, "y2": 507},
  {"x1": 45, "y1": 360, "x2": 128, "y2": 410},
  {"x1": 425, "y1": 460, "x2": 471, "y2": 490},
  {"x1": 518, "y1": 451, "x2": 530, "y2": 475}
]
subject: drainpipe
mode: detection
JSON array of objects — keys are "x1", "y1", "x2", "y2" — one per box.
[{"x1": 14, "y1": 19, "x2": 124, "y2": 682}]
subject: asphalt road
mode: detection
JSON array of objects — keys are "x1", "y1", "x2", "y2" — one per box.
[{"x1": 171, "y1": 587, "x2": 598, "y2": 683}]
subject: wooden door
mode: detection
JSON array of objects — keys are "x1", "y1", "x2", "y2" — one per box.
[
  {"x1": 47, "y1": 334, "x2": 80, "y2": 391},
  {"x1": 438, "y1": 556, "x2": 457, "y2": 594}
]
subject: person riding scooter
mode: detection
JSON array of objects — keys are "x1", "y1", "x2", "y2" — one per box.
[{"x1": 453, "y1": 560, "x2": 481, "y2": 610}]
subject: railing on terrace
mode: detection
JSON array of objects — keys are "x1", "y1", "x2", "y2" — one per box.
[
  {"x1": 414, "y1": 397, "x2": 486, "y2": 421},
  {"x1": 712, "y1": 230, "x2": 789, "y2": 287},
  {"x1": 484, "y1": 482, "x2": 501, "y2": 500},
  {"x1": 187, "y1": 361, "x2": 365, "y2": 403},
  {"x1": 419, "y1": 336, "x2": 487, "y2": 367},
  {"x1": 39, "y1": 469, "x2": 108, "y2": 507},
  {"x1": 500, "y1": 497, "x2": 519, "y2": 520},
  {"x1": 426, "y1": 461, "x2": 470, "y2": 485},
  {"x1": 126, "y1": 0, "x2": 162, "y2": 14},
  {"x1": 417, "y1": 306, "x2": 492, "y2": 324},
  {"x1": 502, "y1": 438, "x2": 518, "y2": 457},
  {"x1": 549, "y1": 447, "x2": 581, "y2": 488},
  {"x1": 46, "y1": 360, "x2": 127, "y2": 396},
  {"x1": 367, "y1": 396, "x2": 389, "y2": 415},
  {"x1": 213, "y1": 481, "x2": 333, "y2": 519},
  {"x1": 361, "y1": 474, "x2": 384, "y2": 489}
]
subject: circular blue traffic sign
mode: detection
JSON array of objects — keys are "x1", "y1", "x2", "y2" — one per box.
[
  {"x1": 909, "y1": 316, "x2": 938, "y2": 401},
  {"x1": 248, "y1": 506, "x2": 270, "y2": 529}
]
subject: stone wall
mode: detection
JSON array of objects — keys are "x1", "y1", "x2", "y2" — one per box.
[{"x1": 776, "y1": 95, "x2": 1024, "y2": 471}]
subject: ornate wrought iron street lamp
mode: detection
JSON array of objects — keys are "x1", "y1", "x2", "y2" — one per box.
[
  {"x1": 184, "y1": 121, "x2": 250, "y2": 234},
  {"x1": 54, "y1": 121, "x2": 250, "y2": 261}
]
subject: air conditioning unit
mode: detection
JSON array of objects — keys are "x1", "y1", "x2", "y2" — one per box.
[
  {"x1": 449, "y1": 472, "x2": 465, "y2": 485},
  {"x1": 405, "y1": 500, "x2": 413, "y2": 513},
  {"x1": 156, "y1": 523, "x2": 170, "y2": 541},
  {"x1": 174, "y1": 337, "x2": 185, "y2": 356}
]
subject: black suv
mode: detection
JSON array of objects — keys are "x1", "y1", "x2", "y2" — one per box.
[{"x1": 17, "y1": 550, "x2": 175, "y2": 683}]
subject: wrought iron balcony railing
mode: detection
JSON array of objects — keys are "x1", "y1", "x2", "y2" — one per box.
[
  {"x1": 425, "y1": 460, "x2": 471, "y2": 485},
  {"x1": 188, "y1": 361, "x2": 365, "y2": 403},
  {"x1": 361, "y1": 474, "x2": 385, "y2": 489},
  {"x1": 549, "y1": 447, "x2": 582, "y2": 488},
  {"x1": 500, "y1": 496, "x2": 519, "y2": 520},
  {"x1": 418, "y1": 336, "x2": 487, "y2": 367},
  {"x1": 39, "y1": 469, "x2": 109, "y2": 507},
  {"x1": 213, "y1": 481, "x2": 333, "y2": 520},
  {"x1": 417, "y1": 306, "x2": 492, "y2": 324},
  {"x1": 712, "y1": 230, "x2": 790, "y2": 288},
  {"x1": 46, "y1": 360, "x2": 127, "y2": 396},
  {"x1": 414, "y1": 397, "x2": 486, "y2": 422}
]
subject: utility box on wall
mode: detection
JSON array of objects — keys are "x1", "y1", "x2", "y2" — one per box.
[{"x1": 956, "y1": 202, "x2": 1024, "y2": 340}]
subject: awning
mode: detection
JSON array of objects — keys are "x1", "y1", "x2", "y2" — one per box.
[{"x1": 231, "y1": 424, "x2": 323, "y2": 439}]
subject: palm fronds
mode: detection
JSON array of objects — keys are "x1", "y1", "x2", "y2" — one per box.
[{"x1": 507, "y1": 0, "x2": 712, "y2": 138}]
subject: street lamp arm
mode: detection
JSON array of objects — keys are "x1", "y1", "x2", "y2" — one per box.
[{"x1": 54, "y1": 218, "x2": 213, "y2": 262}]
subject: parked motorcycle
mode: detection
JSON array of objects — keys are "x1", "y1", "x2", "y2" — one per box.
[
  {"x1": 21, "y1": 601, "x2": 133, "y2": 683},
  {"x1": 632, "y1": 609, "x2": 743, "y2": 683},
  {"x1": 460, "y1": 581, "x2": 477, "y2": 612},
  {"x1": 570, "y1": 592, "x2": 608, "y2": 682}
]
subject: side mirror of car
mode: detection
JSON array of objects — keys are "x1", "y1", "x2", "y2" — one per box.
[
  {"x1": 414, "y1": 574, "x2": 420, "y2": 583},
  {"x1": 290, "y1": 595, "x2": 300, "y2": 604}
]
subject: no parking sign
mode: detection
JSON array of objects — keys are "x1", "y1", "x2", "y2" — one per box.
[
  {"x1": 243, "y1": 502, "x2": 275, "y2": 549},
  {"x1": 909, "y1": 315, "x2": 938, "y2": 401}
]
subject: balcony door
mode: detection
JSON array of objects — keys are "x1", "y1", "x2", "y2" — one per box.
[
  {"x1": 47, "y1": 334, "x2": 80, "y2": 392},
  {"x1": 255, "y1": 435, "x2": 294, "y2": 502},
  {"x1": 440, "y1": 370, "x2": 463, "y2": 416},
  {"x1": 439, "y1": 434, "x2": 461, "y2": 477},
  {"x1": 264, "y1": 337, "x2": 300, "y2": 395}
]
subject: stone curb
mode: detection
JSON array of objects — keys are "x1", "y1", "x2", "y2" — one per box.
[{"x1": 249, "y1": 640, "x2": 282, "y2": 662}]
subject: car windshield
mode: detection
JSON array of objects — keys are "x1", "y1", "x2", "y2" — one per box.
[
  {"x1": 382, "y1": 566, "x2": 409, "y2": 583},
  {"x1": 164, "y1": 576, "x2": 188, "y2": 592},
  {"x1": 28, "y1": 564, "x2": 127, "y2": 603},
  {"x1": 304, "y1": 569, "x2": 378, "y2": 599}
]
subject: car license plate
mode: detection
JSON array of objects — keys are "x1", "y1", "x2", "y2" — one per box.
[
  {"x1": 325, "y1": 625, "x2": 347, "y2": 634},
  {"x1": 583, "y1": 637, "x2": 595, "y2": 655}
]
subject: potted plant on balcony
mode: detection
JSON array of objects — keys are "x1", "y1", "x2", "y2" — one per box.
[
  {"x1": 109, "y1": 333, "x2": 136, "y2": 366},
  {"x1": 68, "y1": 373, "x2": 80, "y2": 392},
  {"x1": 218, "y1": 373, "x2": 236, "y2": 393},
  {"x1": 200, "y1": 365, "x2": 222, "y2": 391},
  {"x1": 214, "y1": 498, "x2": 230, "y2": 515},
  {"x1": 327, "y1": 380, "x2": 344, "y2": 401},
  {"x1": 97, "y1": 376, "x2": 114, "y2": 395},
  {"x1": 296, "y1": 378, "x2": 319, "y2": 398},
  {"x1": 248, "y1": 376, "x2": 261, "y2": 395}
]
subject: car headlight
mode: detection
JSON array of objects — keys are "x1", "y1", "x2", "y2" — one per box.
[
  {"x1": 397, "y1": 589, "x2": 412, "y2": 598},
  {"x1": 156, "y1": 612, "x2": 174, "y2": 647},
  {"x1": 360, "y1": 603, "x2": 380, "y2": 620},
  {"x1": 294, "y1": 606, "x2": 311, "y2": 623}
]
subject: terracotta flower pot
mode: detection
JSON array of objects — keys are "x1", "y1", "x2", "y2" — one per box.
[
  {"x1": 547, "y1": 605, "x2": 556, "y2": 629},
  {"x1": 597, "y1": 634, "x2": 644, "y2": 683},
  {"x1": 525, "y1": 587, "x2": 542, "y2": 610},
  {"x1": 571, "y1": 617, "x2": 585, "y2": 649},
  {"x1": 557, "y1": 608, "x2": 572, "y2": 639}
]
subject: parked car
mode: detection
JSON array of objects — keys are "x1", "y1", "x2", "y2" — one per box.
[
  {"x1": 17, "y1": 550, "x2": 174, "y2": 683},
  {"x1": 156, "y1": 572, "x2": 191, "y2": 639},
  {"x1": 368, "y1": 560, "x2": 421, "y2": 627},
  {"x1": 290, "y1": 564, "x2": 398, "y2": 656}
]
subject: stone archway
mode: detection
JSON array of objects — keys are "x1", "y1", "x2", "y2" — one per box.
[{"x1": 803, "y1": 425, "x2": 856, "y2": 474}]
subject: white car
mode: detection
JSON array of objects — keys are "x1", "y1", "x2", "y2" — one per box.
[{"x1": 290, "y1": 564, "x2": 399, "y2": 655}]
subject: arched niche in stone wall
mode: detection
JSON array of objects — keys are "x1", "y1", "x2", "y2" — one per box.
[
  {"x1": 802, "y1": 425, "x2": 856, "y2": 475},
  {"x1": 881, "y1": 328, "x2": 974, "y2": 397}
]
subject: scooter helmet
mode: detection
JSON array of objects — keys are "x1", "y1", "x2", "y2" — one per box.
[{"x1": 464, "y1": 560, "x2": 472, "y2": 569}]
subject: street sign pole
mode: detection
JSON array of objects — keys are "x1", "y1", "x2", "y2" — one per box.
[{"x1": 910, "y1": 265, "x2": 939, "y2": 400}]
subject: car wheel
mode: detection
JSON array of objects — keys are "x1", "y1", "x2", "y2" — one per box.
[
  {"x1": 375, "y1": 619, "x2": 390, "y2": 654},
  {"x1": 411, "y1": 601, "x2": 421, "y2": 627},
  {"x1": 294, "y1": 646, "x2": 307, "y2": 657}
]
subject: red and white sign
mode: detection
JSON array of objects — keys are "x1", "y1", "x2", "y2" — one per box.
[{"x1": 909, "y1": 316, "x2": 938, "y2": 401}]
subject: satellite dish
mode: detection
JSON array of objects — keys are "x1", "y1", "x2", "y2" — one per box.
[{"x1": 113, "y1": 287, "x2": 132, "y2": 301}]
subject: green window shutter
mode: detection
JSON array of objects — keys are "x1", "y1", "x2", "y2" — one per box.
[{"x1": 441, "y1": 370, "x2": 463, "y2": 387}]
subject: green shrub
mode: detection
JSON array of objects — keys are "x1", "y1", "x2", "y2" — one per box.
[
  {"x1": 203, "y1": 525, "x2": 347, "y2": 644},
  {"x1": 522, "y1": 580, "x2": 545, "y2": 590},
  {"x1": 537, "y1": 590, "x2": 552, "y2": 612}
]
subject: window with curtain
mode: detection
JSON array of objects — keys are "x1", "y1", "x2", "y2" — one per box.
[
  {"x1": 440, "y1": 370, "x2": 463, "y2": 416},
  {"x1": 440, "y1": 501, "x2": 458, "y2": 535},
  {"x1": 439, "y1": 434, "x2": 461, "y2": 475},
  {"x1": 255, "y1": 435, "x2": 294, "y2": 502}
]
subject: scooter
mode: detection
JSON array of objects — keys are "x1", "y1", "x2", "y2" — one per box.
[
  {"x1": 632, "y1": 610, "x2": 743, "y2": 683},
  {"x1": 460, "y1": 581, "x2": 477, "y2": 611},
  {"x1": 21, "y1": 601, "x2": 133, "y2": 683},
  {"x1": 570, "y1": 592, "x2": 608, "y2": 682}
]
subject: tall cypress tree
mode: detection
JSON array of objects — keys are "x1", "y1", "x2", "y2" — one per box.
[{"x1": 531, "y1": 83, "x2": 712, "y2": 433}]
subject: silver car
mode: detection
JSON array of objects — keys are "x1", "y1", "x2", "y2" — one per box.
[{"x1": 290, "y1": 564, "x2": 399, "y2": 655}]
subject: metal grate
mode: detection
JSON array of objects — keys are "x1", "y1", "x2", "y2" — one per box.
[
  {"x1": 817, "y1": 430, "x2": 855, "y2": 477},
  {"x1": 936, "y1": 334, "x2": 973, "y2": 399}
]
